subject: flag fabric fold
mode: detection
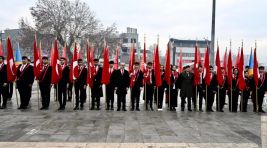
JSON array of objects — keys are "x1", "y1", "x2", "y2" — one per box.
[
  {"x1": 227, "y1": 50, "x2": 233, "y2": 88},
  {"x1": 164, "y1": 42, "x2": 171, "y2": 85},
  {"x1": 193, "y1": 45, "x2": 200, "y2": 86},
  {"x1": 70, "y1": 43, "x2": 79, "y2": 82},
  {"x1": 237, "y1": 47, "x2": 246, "y2": 90},
  {"x1": 216, "y1": 46, "x2": 223, "y2": 86},
  {"x1": 253, "y1": 47, "x2": 259, "y2": 87},
  {"x1": 101, "y1": 45, "x2": 110, "y2": 84},
  {"x1": 141, "y1": 41, "x2": 147, "y2": 72},
  {"x1": 51, "y1": 39, "x2": 62, "y2": 84},
  {"x1": 178, "y1": 49, "x2": 183, "y2": 73},
  {"x1": 154, "y1": 45, "x2": 162, "y2": 87},
  {"x1": 34, "y1": 36, "x2": 42, "y2": 79},
  {"x1": 6, "y1": 37, "x2": 16, "y2": 82},
  {"x1": 114, "y1": 46, "x2": 119, "y2": 70},
  {"x1": 203, "y1": 46, "x2": 211, "y2": 86},
  {"x1": 0, "y1": 41, "x2": 3, "y2": 56}
]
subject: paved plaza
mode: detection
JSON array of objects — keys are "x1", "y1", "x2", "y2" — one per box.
[{"x1": 0, "y1": 84, "x2": 266, "y2": 147}]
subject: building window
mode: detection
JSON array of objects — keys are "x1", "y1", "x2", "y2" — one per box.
[
  {"x1": 123, "y1": 38, "x2": 128, "y2": 43},
  {"x1": 131, "y1": 38, "x2": 136, "y2": 43}
]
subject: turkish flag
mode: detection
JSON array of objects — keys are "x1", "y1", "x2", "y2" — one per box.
[
  {"x1": 235, "y1": 49, "x2": 240, "y2": 68},
  {"x1": 141, "y1": 41, "x2": 147, "y2": 72},
  {"x1": 227, "y1": 50, "x2": 233, "y2": 88},
  {"x1": 178, "y1": 49, "x2": 183, "y2": 73},
  {"x1": 70, "y1": 43, "x2": 79, "y2": 82},
  {"x1": 128, "y1": 43, "x2": 135, "y2": 74},
  {"x1": 51, "y1": 39, "x2": 62, "y2": 84},
  {"x1": 101, "y1": 46, "x2": 110, "y2": 84},
  {"x1": 193, "y1": 45, "x2": 200, "y2": 86},
  {"x1": 0, "y1": 40, "x2": 3, "y2": 56},
  {"x1": 253, "y1": 47, "x2": 259, "y2": 87},
  {"x1": 86, "y1": 43, "x2": 94, "y2": 87},
  {"x1": 237, "y1": 47, "x2": 246, "y2": 90},
  {"x1": 33, "y1": 36, "x2": 42, "y2": 79},
  {"x1": 216, "y1": 46, "x2": 223, "y2": 86},
  {"x1": 223, "y1": 48, "x2": 227, "y2": 73},
  {"x1": 154, "y1": 45, "x2": 162, "y2": 87},
  {"x1": 203, "y1": 46, "x2": 211, "y2": 86},
  {"x1": 114, "y1": 46, "x2": 119, "y2": 70},
  {"x1": 6, "y1": 37, "x2": 16, "y2": 82},
  {"x1": 164, "y1": 42, "x2": 171, "y2": 85}
]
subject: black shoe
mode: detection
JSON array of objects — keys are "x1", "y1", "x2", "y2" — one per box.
[
  {"x1": 130, "y1": 108, "x2": 134, "y2": 111},
  {"x1": 219, "y1": 110, "x2": 224, "y2": 112},
  {"x1": 199, "y1": 109, "x2": 203, "y2": 112},
  {"x1": 40, "y1": 107, "x2": 45, "y2": 110},
  {"x1": 110, "y1": 107, "x2": 114, "y2": 110},
  {"x1": 73, "y1": 107, "x2": 79, "y2": 110},
  {"x1": 150, "y1": 107, "x2": 154, "y2": 111},
  {"x1": 96, "y1": 107, "x2": 100, "y2": 110},
  {"x1": 259, "y1": 110, "x2": 266, "y2": 113},
  {"x1": 80, "y1": 107, "x2": 84, "y2": 110},
  {"x1": 58, "y1": 107, "x2": 63, "y2": 111},
  {"x1": 136, "y1": 108, "x2": 140, "y2": 111},
  {"x1": 181, "y1": 108, "x2": 184, "y2": 111},
  {"x1": 106, "y1": 108, "x2": 110, "y2": 110},
  {"x1": 188, "y1": 109, "x2": 192, "y2": 112},
  {"x1": 90, "y1": 107, "x2": 95, "y2": 110},
  {"x1": 122, "y1": 108, "x2": 127, "y2": 111},
  {"x1": 117, "y1": 109, "x2": 121, "y2": 111}
]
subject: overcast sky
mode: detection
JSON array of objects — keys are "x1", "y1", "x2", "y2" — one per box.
[{"x1": 0, "y1": 0, "x2": 266, "y2": 63}]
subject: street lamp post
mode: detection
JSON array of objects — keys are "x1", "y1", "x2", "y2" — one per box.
[{"x1": 210, "y1": 0, "x2": 216, "y2": 65}]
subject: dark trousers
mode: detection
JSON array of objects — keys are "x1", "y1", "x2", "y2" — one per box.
[
  {"x1": 106, "y1": 85, "x2": 114, "y2": 109},
  {"x1": 155, "y1": 86, "x2": 164, "y2": 109},
  {"x1": 75, "y1": 84, "x2": 86, "y2": 108},
  {"x1": 144, "y1": 84, "x2": 154, "y2": 109},
  {"x1": 240, "y1": 90, "x2": 250, "y2": 112},
  {"x1": 0, "y1": 85, "x2": 8, "y2": 107},
  {"x1": 216, "y1": 88, "x2": 226, "y2": 111},
  {"x1": 206, "y1": 89, "x2": 215, "y2": 111},
  {"x1": 131, "y1": 87, "x2": 141, "y2": 109},
  {"x1": 117, "y1": 94, "x2": 126, "y2": 110},
  {"x1": 40, "y1": 84, "x2": 51, "y2": 108},
  {"x1": 18, "y1": 85, "x2": 32, "y2": 108},
  {"x1": 68, "y1": 83, "x2": 73, "y2": 101},
  {"x1": 228, "y1": 90, "x2": 239, "y2": 112},
  {"x1": 170, "y1": 89, "x2": 178, "y2": 109},
  {"x1": 252, "y1": 89, "x2": 265, "y2": 111},
  {"x1": 58, "y1": 83, "x2": 67, "y2": 108},
  {"x1": 193, "y1": 85, "x2": 205, "y2": 110},
  {"x1": 181, "y1": 97, "x2": 191, "y2": 110},
  {"x1": 8, "y1": 82, "x2": 13, "y2": 99}
]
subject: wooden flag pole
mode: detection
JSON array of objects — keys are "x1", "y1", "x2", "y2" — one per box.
[
  {"x1": 218, "y1": 86, "x2": 220, "y2": 111},
  {"x1": 196, "y1": 86, "x2": 198, "y2": 111},
  {"x1": 206, "y1": 85, "x2": 208, "y2": 112},
  {"x1": 169, "y1": 84, "x2": 171, "y2": 110},
  {"x1": 37, "y1": 81, "x2": 40, "y2": 109},
  {"x1": 15, "y1": 83, "x2": 19, "y2": 108},
  {"x1": 144, "y1": 82, "x2": 147, "y2": 110},
  {"x1": 241, "y1": 91, "x2": 243, "y2": 112},
  {"x1": 88, "y1": 86, "x2": 90, "y2": 110},
  {"x1": 231, "y1": 82, "x2": 233, "y2": 112},
  {"x1": 256, "y1": 87, "x2": 259, "y2": 113}
]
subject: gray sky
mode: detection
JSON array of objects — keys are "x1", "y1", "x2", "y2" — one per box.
[{"x1": 0, "y1": 0, "x2": 266, "y2": 63}]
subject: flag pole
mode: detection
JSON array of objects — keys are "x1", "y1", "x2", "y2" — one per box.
[
  {"x1": 72, "y1": 82, "x2": 75, "y2": 108},
  {"x1": 206, "y1": 85, "x2": 208, "y2": 112},
  {"x1": 196, "y1": 86, "x2": 198, "y2": 111},
  {"x1": 144, "y1": 82, "x2": 147, "y2": 110},
  {"x1": 105, "y1": 84, "x2": 107, "y2": 110},
  {"x1": 56, "y1": 84, "x2": 59, "y2": 109},
  {"x1": 15, "y1": 82, "x2": 19, "y2": 108},
  {"x1": 169, "y1": 84, "x2": 171, "y2": 110},
  {"x1": 88, "y1": 86, "x2": 90, "y2": 110},
  {"x1": 157, "y1": 87, "x2": 159, "y2": 110},
  {"x1": 37, "y1": 81, "x2": 40, "y2": 109},
  {"x1": 241, "y1": 91, "x2": 243, "y2": 112},
  {"x1": 217, "y1": 86, "x2": 220, "y2": 111},
  {"x1": 231, "y1": 82, "x2": 233, "y2": 112},
  {"x1": 54, "y1": 86, "x2": 56, "y2": 102},
  {"x1": 256, "y1": 86, "x2": 258, "y2": 113}
]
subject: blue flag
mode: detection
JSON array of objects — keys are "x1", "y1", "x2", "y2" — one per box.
[
  {"x1": 248, "y1": 49, "x2": 253, "y2": 76},
  {"x1": 15, "y1": 43, "x2": 22, "y2": 66}
]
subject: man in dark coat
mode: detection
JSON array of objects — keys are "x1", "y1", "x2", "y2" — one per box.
[
  {"x1": 90, "y1": 59, "x2": 103, "y2": 110},
  {"x1": 143, "y1": 62, "x2": 155, "y2": 111},
  {"x1": 106, "y1": 61, "x2": 116, "y2": 110},
  {"x1": 203, "y1": 66, "x2": 217, "y2": 112},
  {"x1": 228, "y1": 68, "x2": 240, "y2": 112},
  {"x1": 240, "y1": 70, "x2": 252, "y2": 112},
  {"x1": 216, "y1": 67, "x2": 227, "y2": 112},
  {"x1": 130, "y1": 62, "x2": 143, "y2": 111},
  {"x1": 179, "y1": 65, "x2": 194, "y2": 111},
  {"x1": 252, "y1": 66, "x2": 267, "y2": 113},
  {"x1": 115, "y1": 62, "x2": 130, "y2": 111},
  {"x1": 16, "y1": 56, "x2": 34, "y2": 109},
  {"x1": 170, "y1": 65, "x2": 179, "y2": 111},
  {"x1": 0, "y1": 56, "x2": 8, "y2": 109},
  {"x1": 155, "y1": 65, "x2": 166, "y2": 110},
  {"x1": 39, "y1": 56, "x2": 52, "y2": 110},
  {"x1": 57, "y1": 57, "x2": 70, "y2": 110},
  {"x1": 74, "y1": 59, "x2": 87, "y2": 110}
]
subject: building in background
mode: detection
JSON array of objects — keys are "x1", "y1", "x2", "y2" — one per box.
[
  {"x1": 120, "y1": 27, "x2": 140, "y2": 63},
  {"x1": 169, "y1": 38, "x2": 211, "y2": 66}
]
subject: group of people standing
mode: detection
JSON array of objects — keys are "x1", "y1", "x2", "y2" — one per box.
[{"x1": 0, "y1": 55, "x2": 266, "y2": 113}]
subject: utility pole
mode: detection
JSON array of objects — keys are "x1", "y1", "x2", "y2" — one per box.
[{"x1": 210, "y1": 0, "x2": 216, "y2": 65}]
